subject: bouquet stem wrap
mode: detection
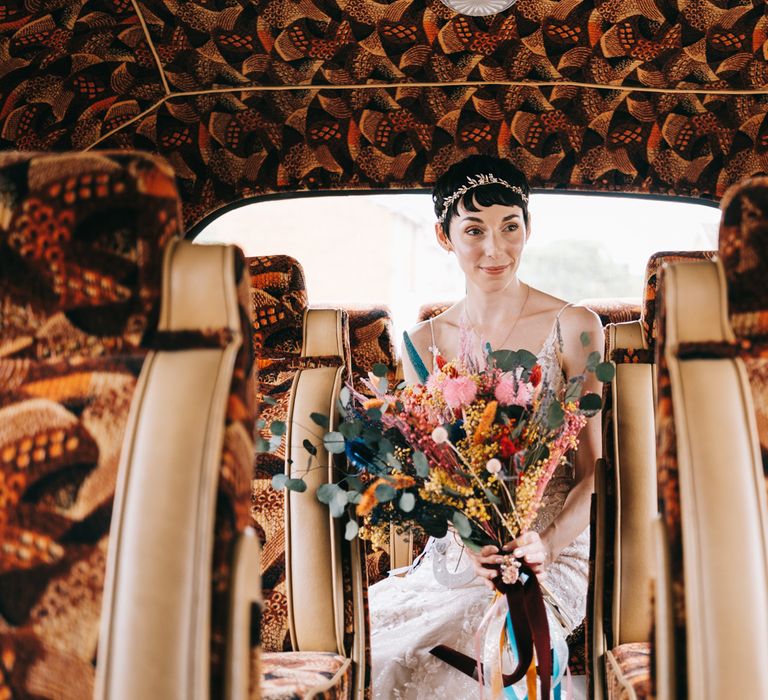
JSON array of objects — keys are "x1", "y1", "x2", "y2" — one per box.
[{"x1": 430, "y1": 562, "x2": 552, "y2": 698}]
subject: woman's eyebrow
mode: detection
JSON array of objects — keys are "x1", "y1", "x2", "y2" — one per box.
[{"x1": 502, "y1": 213, "x2": 521, "y2": 222}]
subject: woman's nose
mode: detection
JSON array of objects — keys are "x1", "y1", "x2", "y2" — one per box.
[{"x1": 484, "y1": 231, "x2": 501, "y2": 257}]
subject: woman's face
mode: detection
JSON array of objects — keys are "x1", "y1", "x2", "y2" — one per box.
[{"x1": 436, "y1": 199, "x2": 530, "y2": 291}]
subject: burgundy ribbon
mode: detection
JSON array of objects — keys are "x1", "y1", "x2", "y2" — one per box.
[{"x1": 430, "y1": 563, "x2": 551, "y2": 697}]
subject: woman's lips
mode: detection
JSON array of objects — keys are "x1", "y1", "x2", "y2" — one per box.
[{"x1": 480, "y1": 264, "x2": 511, "y2": 275}]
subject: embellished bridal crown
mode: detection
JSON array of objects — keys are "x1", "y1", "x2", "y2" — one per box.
[{"x1": 437, "y1": 173, "x2": 529, "y2": 225}]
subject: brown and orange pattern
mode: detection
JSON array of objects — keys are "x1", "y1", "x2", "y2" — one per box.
[
  {"x1": 345, "y1": 307, "x2": 398, "y2": 396},
  {"x1": 640, "y1": 250, "x2": 718, "y2": 347},
  {"x1": 3, "y1": 1, "x2": 768, "y2": 226},
  {"x1": 606, "y1": 642, "x2": 651, "y2": 700},
  {"x1": 0, "y1": 152, "x2": 180, "y2": 697}
]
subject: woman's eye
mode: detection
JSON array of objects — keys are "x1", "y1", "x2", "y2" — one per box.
[
  {"x1": 504, "y1": 224, "x2": 519, "y2": 233},
  {"x1": 465, "y1": 227, "x2": 483, "y2": 237}
]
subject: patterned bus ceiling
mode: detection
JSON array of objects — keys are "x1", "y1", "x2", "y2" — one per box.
[{"x1": 2, "y1": 0, "x2": 768, "y2": 227}]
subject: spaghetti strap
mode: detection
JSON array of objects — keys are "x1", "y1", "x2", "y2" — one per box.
[{"x1": 428, "y1": 317, "x2": 438, "y2": 371}]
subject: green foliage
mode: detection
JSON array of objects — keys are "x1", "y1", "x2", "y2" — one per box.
[
  {"x1": 323, "y1": 431, "x2": 346, "y2": 454},
  {"x1": 412, "y1": 451, "x2": 430, "y2": 477},
  {"x1": 596, "y1": 362, "x2": 616, "y2": 383},
  {"x1": 270, "y1": 420, "x2": 286, "y2": 436},
  {"x1": 310, "y1": 412, "x2": 329, "y2": 429},
  {"x1": 547, "y1": 401, "x2": 565, "y2": 430},
  {"x1": 452, "y1": 511, "x2": 472, "y2": 538},
  {"x1": 255, "y1": 437, "x2": 271, "y2": 454},
  {"x1": 272, "y1": 473, "x2": 288, "y2": 490},
  {"x1": 579, "y1": 393, "x2": 602, "y2": 412},
  {"x1": 489, "y1": 349, "x2": 537, "y2": 371},
  {"x1": 345, "y1": 520, "x2": 359, "y2": 540},
  {"x1": 580, "y1": 332, "x2": 591, "y2": 347},
  {"x1": 375, "y1": 483, "x2": 397, "y2": 502},
  {"x1": 399, "y1": 492, "x2": 416, "y2": 512},
  {"x1": 586, "y1": 351, "x2": 601, "y2": 372},
  {"x1": 303, "y1": 439, "x2": 317, "y2": 456},
  {"x1": 285, "y1": 478, "x2": 307, "y2": 492},
  {"x1": 372, "y1": 363, "x2": 388, "y2": 377}
]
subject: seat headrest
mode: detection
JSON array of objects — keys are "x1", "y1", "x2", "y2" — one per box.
[
  {"x1": 0, "y1": 151, "x2": 181, "y2": 359},
  {"x1": 718, "y1": 177, "x2": 768, "y2": 339},
  {"x1": 417, "y1": 301, "x2": 453, "y2": 323},
  {"x1": 345, "y1": 306, "x2": 397, "y2": 392},
  {"x1": 246, "y1": 255, "x2": 308, "y2": 359},
  {"x1": 640, "y1": 250, "x2": 717, "y2": 347}
]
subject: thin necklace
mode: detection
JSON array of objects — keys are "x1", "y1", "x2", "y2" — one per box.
[{"x1": 463, "y1": 283, "x2": 531, "y2": 352}]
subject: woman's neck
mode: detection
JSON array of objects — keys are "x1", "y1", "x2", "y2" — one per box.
[{"x1": 463, "y1": 278, "x2": 527, "y2": 328}]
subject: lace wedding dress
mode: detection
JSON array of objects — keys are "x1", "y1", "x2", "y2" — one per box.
[{"x1": 369, "y1": 308, "x2": 589, "y2": 699}]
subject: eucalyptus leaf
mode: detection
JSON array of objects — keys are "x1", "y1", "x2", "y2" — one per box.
[
  {"x1": 330, "y1": 490, "x2": 348, "y2": 517},
  {"x1": 452, "y1": 511, "x2": 472, "y2": 538},
  {"x1": 323, "y1": 431, "x2": 346, "y2": 454},
  {"x1": 564, "y1": 377, "x2": 584, "y2": 404},
  {"x1": 271, "y1": 473, "x2": 288, "y2": 490},
  {"x1": 372, "y1": 362, "x2": 388, "y2": 378},
  {"x1": 399, "y1": 492, "x2": 416, "y2": 513},
  {"x1": 483, "y1": 487, "x2": 501, "y2": 505},
  {"x1": 347, "y1": 491, "x2": 362, "y2": 504},
  {"x1": 596, "y1": 362, "x2": 616, "y2": 383},
  {"x1": 547, "y1": 402, "x2": 565, "y2": 430},
  {"x1": 255, "y1": 437, "x2": 271, "y2": 454},
  {"x1": 489, "y1": 349, "x2": 518, "y2": 372},
  {"x1": 377, "y1": 377, "x2": 388, "y2": 393},
  {"x1": 586, "y1": 351, "x2": 601, "y2": 372},
  {"x1": 310, "y1": 412, "x2": 329, "y2": 429},
  {"x1": 339, "y1": 421, "x2": 362, "y2": 439},
  {"x1": 579, "y1": 393, "x2": 602, "y2": 412},
  {"x1": 580, "y1": 331, "x2": 591, "y2": 347},
  {"x1": 517, "y1": 349, "x2": 538, "y2": 370},
  {"x1": 316, "y1": 483, "x2": 338, "y2": 504},
  {"x1": 303, "y1": 439, "x2": 317, "y2": 456},
  {"x1": 375, "y1": 483, "x2": 397, "y2": 502},
  {"x1": 367, "y1": 408, "x2": 382, "y2": 421},
  {"x1": 270, "y1": 420, "x2": 286, "y2": 437},
  {"x1": 460, "y1": 536, "x2": 483, "y2": 553},
  {"x1": 256, "y1": 418, "x2": 266, "y2": 430},
  {"x1": 386, "y1": 453, "x2": 403, "y2": 470},
  {"x1": 346, "y1": 475, "x2": 363, "y2": 492},
  {"x1": 396, "y1": 381, "x2": 407, "y2": 390},
  {"x1": 285, "y1": 478, "x2": 307, "y2": 493},
  {"x1": 262, "y1": 396, "x2": 277, "y2": 406},
  {"x1": 269, "y1": 435, "x2": 282, "y2": 451},
  {"x1": 412, "y1": 451, "x2": 430, "y2": 478},
  {"x1": 345, "y1": 520, "x2": 359, "y2": 540},
  {"x1": 339, "y1": 386, "x2": 351, "y2": 407}
]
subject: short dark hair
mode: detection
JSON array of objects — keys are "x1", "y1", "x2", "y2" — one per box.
[{"x1": 432, "y1": 155, "x2": 530, "y2": 237}]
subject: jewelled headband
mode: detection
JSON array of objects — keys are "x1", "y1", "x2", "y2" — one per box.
[{"x1": 437, "y1": 173, "x2": 529, "y2": 225}]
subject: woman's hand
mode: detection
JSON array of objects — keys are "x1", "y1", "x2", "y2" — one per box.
[
  {"x1": 467, "y1": 532, "x2": 552, "y2": 590},
  {"x1": 502, "y1": 531, "x2": 550, "y2": 577}
]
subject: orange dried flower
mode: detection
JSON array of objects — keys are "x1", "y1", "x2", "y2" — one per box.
[
  {"x1": 358, "y1": 475, "x2": 416, "y2": 517},
  {"x1": 473, "y1": 400, "x2": 498, "y2": 445}
]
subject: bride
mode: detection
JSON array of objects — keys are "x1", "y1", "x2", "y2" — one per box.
[{"x1": 368, "y1": 155, "x2": 603, "y2": 698}]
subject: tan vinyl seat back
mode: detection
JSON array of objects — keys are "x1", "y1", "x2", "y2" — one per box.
[
  {"x1": 96, "y1": 240, "x2": 260, "y2": 700},
  {"x1": 654, "y1": 180, "x2": 768, "y2": 699}
]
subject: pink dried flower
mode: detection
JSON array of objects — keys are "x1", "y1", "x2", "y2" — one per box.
[
  {"x1": 441, "y1": 376, "x2": 477, "y2": 409},
  {"x1": 494, "y1": 375, "x2": 531, "y2": 407}
]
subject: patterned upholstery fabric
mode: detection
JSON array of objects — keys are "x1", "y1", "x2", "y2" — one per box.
[
  {"x1": 0, "y1": 151, "x2": 179, "y2": 698},
  {"x1": 654, "y1": 183, "x2": 768, "y2": 697},
  {"x1": 640, "y1": 251, "x2": 718, "y2": 349},
  {"x1": 345, "y1": 307, "x2": 398, "y2": 395},
  {"x1": 577, "y1": 299, "x2": 641, "y2": 326},
  {"x1": 261, "y1": 651, "x2": 350, "y2": 700},
  {"x1": 3, "y1": 2, "x2": 768, "y2": 226},
  {"x1": 605, "y1": 642, "x2": 651, "y2": 700},
  {"x1": 719, "y1": 178, "x2": 768, "y2": 473},
  {"x1": 247, "y1": 256, "x2": 363, "y2": 689},
  {"x1": 416, "y1": 301, "x2": 453, "y2": 323}
]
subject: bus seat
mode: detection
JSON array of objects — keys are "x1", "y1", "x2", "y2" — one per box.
[
  {"x1": 652, "y1": 179, "x2": 768, "y2": 699},
  {"x1": 248, "y1": 256, "x2": 367, "y2": 699},
  {"x1": 595, "y1": 251, "x2": 715, "y2": 700},
  {"x1": 0, "y1": 152, "x2": 259, "y2": 698}
]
